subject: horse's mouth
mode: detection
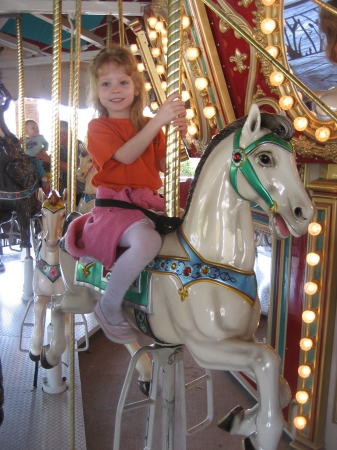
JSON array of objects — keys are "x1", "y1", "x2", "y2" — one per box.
[{"x1": 272, "y1": 214, "x2": 290, "y2": 239}]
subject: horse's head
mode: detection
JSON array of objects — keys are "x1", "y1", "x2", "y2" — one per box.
[
  {"x1": 231, "y1": 104, "x2": 314, "y2": 238},
  {"x1": 38, "y1": 189, "x2": 66, "y2": 252},
  {"x1": 77, "y1": 151, "x2": 94, "y2": 183}
]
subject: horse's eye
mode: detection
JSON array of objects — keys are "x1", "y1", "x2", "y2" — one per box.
[{"x1": 258, "y1": 153, "x2": 272, "y2": 167}]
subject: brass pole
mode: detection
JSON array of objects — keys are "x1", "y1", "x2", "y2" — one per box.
[
  {"x1": 106, "y1": 14, "x2": 112, "y2": 49},
  {"x1": 50, "y1": 0, "x2": 62, "y2": 192},
  {"x1": 16, "y1": 15, "x2": 26, "y2": 152},
  {"x1": 67, "y1": 16, "x2": 74, "y2": 213},
  {"x1": 311, "y1": 0, "x2": 337, "y2": 16},
  {"x1": 117, "y1": 0, "x2": 124, "y2": 46},
  {"x1": 201, "y1": 0, "x2": 337, "y2": 123},
  {"x1": 164, "y1": 0, "x2": 183, "y2": 218}
]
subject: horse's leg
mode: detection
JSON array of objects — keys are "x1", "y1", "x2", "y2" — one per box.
[
  {"x1": 224, "y1": 372, "x2": 291, "y2": 438},
  {"x1": 41, "y1": 290, "x2": 97, "y2": 368},
  {"x1": 29, "y1": 295, "x2": 49, "y2": 361},
  {"x1": 188, "y1": 338, "x2": 284, "y2": 450},
  {"x1": 124, "y1": 342, "x2": 152, "y2": 396}
]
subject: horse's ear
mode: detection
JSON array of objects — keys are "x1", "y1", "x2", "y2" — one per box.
[
  {"x1": 62, "y1": 188, "x2": 68, "y2": 203},
  {"x1": 241, "y1": 104, "x2": 261, "y2": 146},
  {"x1": 37, "y1": 188, "x2": 46, "y2": 203}
]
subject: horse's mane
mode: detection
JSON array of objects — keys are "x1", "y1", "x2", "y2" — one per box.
[{"x1": 183, "y1": 113, "x2": 294, "y2": 218}]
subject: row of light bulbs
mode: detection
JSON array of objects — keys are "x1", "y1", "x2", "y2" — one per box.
[
  {"x1": 130, "y1": 14, "x2": 218, "y2": 137},
  {"x1": 260, "y1": 0, "x2": 331, "y2": 142},
  {"x1": 293, "y1": 221, "x2": 322, "y2": 431}
]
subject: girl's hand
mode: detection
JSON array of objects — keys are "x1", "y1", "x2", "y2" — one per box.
[
  {"x1": 36, "y1": 149, "x2": 51, "y2": 164},
  {"x1": 154, "y1": 93, "x2": 187, "y2": 130}
]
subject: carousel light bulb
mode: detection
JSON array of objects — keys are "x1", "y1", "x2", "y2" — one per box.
[
  {"x1": 300, "y1": 338, "x2": 314, "y2": 351},
  {"x1": 145, "y1": 82, "x2": 152, "y2": 91},
  {"x1": 186, "y1": 47, "x2": 201, "y2": 61},
  {"x1": 151, "y1": 47, "x2": 161, "y2": 58},
  {"x1": 182, "y1": 16, "x2": 191, "y2": 29},
  {"x1": 306, "y1": 252, "x2": 320, "y2": 266},
  {"x1": 195, "y1": 77, "x2": 209, "y2": 91},
  {"x1": 137, "y1": 63, "x2": 145, "y2": 72},
  {"x1": 163, "y1": 45, "x2": 168, "y2": 54},
  {"x1": 260, "y1": 18, "x2": 277, "y2": 34},
  {"x1": 294, "y1": 416, "x2": 307, "y2": 430},
  {"x1": 298, "y1": 364, "x2": 312, "y2": 378},
  {"x1": 130, "y1": 44, "x2": 138, "y2": 54},
  {"x1": 265, "y1": 45, "x2": 279, "y2": 58},
  {"x1": 162, "y1": 37, "x2": 168, "y2": 46},
  {"x1": 187, "y1": 123, "x2": 198, "y2": 136},
  {"x1": 186, "y1": 108, "x2": 195, "y2": 120},
  {"x1": 161, "y1": 81, "x2": 167, "y2": 91},
  {"x1": 279, "y1": 95, "x2": 294, "y2": 110},
  {"x1": 308, "y1": 222, "x2": 322, "y2": 236},
  {"x1": 296, "y1": 390, "x2": 309, "y2": 404},
  {"x1": 270, "y1": 71, "x2": 285, "y2": 86},
  {"x1": 148, "y1": 17, "x2": 158, "y2": 28},
  {"x1": 294, "y1": 116, "x2": 309, "y2": 132},
  {"x1": 302, "y1": 310, "x2": 316, "y2": 324},
  {"x1": 262, "y1": 0, "x2": 276, "y2": 5},
  {"x1": 148, "y1": 30, "x2": 158, "y2": 41},
  {"x1": 155, "y1": 21, "x2": 164, "y2": 33},
  {"x1": 304, "y1": 282, "x2": 318, "y2": 295},
  {"x1": 181, "y1": 90, "x2": 190, "y2": 101},
  {"x1": 156, "y1": 64, "x2": 165, "y2": 75},
  {"x1": 151, "y1": 101, "x2": 159, "y2": 111},
  {"x1": 203, "y1": 105, "x2": 217, "y2": 119},
  {"x1": 161, "y1": 28, "x2": 167, "y2": 37},
  {"x1": 315, "y1": 126, "x2": 331, "y2": 142}
]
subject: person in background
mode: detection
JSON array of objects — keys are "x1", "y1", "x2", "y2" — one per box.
[
  {"x1": 65, "y1": 45, "x2": 187, "y2": 344},
  {"x1": 36, "y1": 120, "x2": 85, "y2": 204},
  {"x1": 319, "y1": 0, "x2": 337, "y2": 64},
  {"x1": 25, "y1": 119, "x2": 50, "y2": 195}
]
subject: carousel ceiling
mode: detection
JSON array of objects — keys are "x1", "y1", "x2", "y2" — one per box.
[{"x1": 0, "y1": 1, "x2": 150, "y2": 107}]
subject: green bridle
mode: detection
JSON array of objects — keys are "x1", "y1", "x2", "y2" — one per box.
[{"x1": 229, "y1": 129, "x2": 293, "y2": 213}]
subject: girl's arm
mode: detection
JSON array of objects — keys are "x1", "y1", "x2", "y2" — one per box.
[{"x1": 113, "y1": 93, "x2": 187, "y2": 165}]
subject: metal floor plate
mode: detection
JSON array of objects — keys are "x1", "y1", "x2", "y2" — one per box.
[{"x1": 0, "y1": 247, "x2": 98, "y2": 449}]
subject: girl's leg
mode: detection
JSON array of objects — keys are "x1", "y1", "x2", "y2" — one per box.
[{"x1": 95, "y1": 220, "x2": 162, "y2": 342}]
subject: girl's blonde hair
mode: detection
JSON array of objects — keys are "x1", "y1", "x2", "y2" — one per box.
[
  {"x1": 319, "y1": 0, "x2": 337, "y2": 64},
  {"x1": 87, "y1": 46, "x2": 148, "y2": 130}
]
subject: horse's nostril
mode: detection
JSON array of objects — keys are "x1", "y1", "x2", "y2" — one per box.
[{"x1": 294, "y1": 207, "x2": 303, "y2": 218}]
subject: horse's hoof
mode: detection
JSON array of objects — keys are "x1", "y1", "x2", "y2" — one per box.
[
  {"x1": 217, "y1": 405, "x2": 244, "y2": 432},
  {"x1": 137, "y1": 380, "x2": 150, "y2": 397},
  {"x1": 242, "y1": 435, "x2": 256, "y2": 450},
  {"x1": 40, "y1": 345, "x2": 55, "y2": 370},
  {"x1": 29, "y1": 351, "x2": 40, "y2": 362}
]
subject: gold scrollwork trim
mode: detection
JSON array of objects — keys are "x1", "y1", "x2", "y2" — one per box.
[{"x1": 292, "y1": 136, "x2": 337, "y2": 162}]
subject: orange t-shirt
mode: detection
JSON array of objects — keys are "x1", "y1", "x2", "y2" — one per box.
[{"x1": 87, "y1": 116, "x2": 166, "y2": 192}]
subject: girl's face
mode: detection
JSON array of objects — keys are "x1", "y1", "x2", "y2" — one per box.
[{"x1": 97, "y1": 63, "x2": 138, "y2": 118}]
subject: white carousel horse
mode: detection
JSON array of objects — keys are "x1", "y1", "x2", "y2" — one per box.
[
  {"x1": 76, "y1": 149, "x2": 97, "y2": 214},
  {"x1": 41, "y1": 105, "x2": 314, "y2": 450},
  {"x1": 29, "y1": 189, "x2": 67, "y2": 362}
]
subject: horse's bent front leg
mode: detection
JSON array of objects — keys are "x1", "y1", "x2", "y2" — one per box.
[
  {"x1": 29, "y1": 295, "x2": 50, "y2": 361},
  {"x1": 125, "y1": 342, "x2": 152, "y2": 396},
  {"x1": 188, "y1": 338, "x2": 285, "y2": 450}
]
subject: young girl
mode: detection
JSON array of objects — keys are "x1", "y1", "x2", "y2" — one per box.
[{"x1": 66, "y1": 46, "x2": 187, "y2": 344}]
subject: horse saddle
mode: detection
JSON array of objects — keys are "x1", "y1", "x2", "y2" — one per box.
[{"x1": 5, "y1": 155, "x2": 37, "y2": 190}]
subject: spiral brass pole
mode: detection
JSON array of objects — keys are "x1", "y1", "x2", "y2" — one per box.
[
  {"x1": 106, "y1": 14, "x2": 112, "y2": 49},
  {"x1": 66, "y1": 16, "x2": 74, "y2": 214},
  {"x1": 117, "y1": 0, "x2": 125, "y2": 46},
  {"x1": 164, "y1": 0, "x2": 183, "y2": 218},
  {"x1": 50, "y1": 0, "x2": 62, "y2": 192},
  {"x1": 16, "y1": 15, "x2": 26, "y2": 153}
]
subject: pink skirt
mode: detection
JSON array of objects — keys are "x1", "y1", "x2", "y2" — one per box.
[{"x1": 65, "y1": 185, "x2": 164, "y2": 268}]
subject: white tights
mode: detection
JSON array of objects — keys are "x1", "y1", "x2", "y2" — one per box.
[{"x1": 100, "y1": 219, "x2": 162, "y2": 326}]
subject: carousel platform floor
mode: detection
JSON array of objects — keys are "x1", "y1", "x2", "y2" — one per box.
[{"x1": 0, "y1": 247, "x2": 293, "y2": 449}]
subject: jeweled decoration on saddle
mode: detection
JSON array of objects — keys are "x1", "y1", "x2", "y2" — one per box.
[
  {"x1": 146, "y1": 227, "x2": 257, "y2": 306},
  {"x1": 35, "y1": 240, "x2": 61, "y2": 283},
  {"x1": 81, "y1": 193, "x2": 96, "y2": 203},
  {"x1": 0, "y1": 179, "x2": 40, "y2": 200}
]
